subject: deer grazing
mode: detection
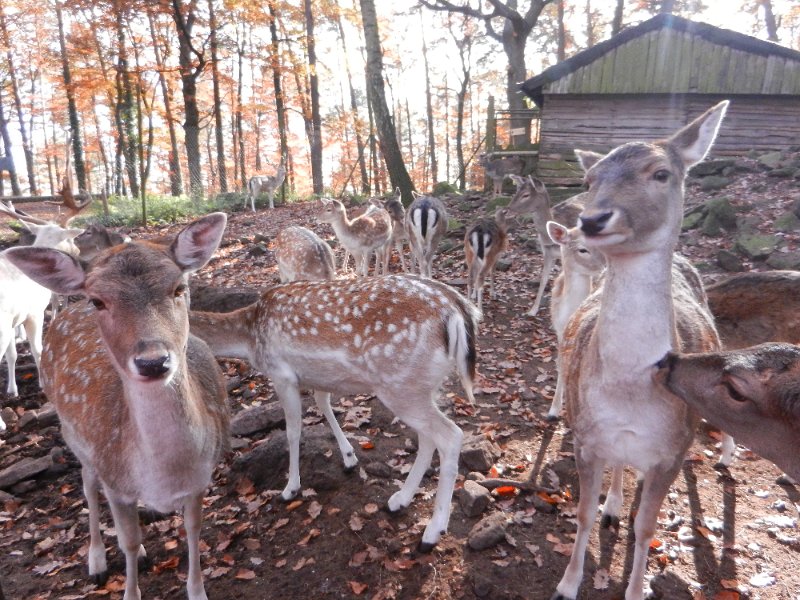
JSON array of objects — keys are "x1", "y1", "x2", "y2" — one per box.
[
  {"x1": 318, "y1": 198, "x2": 392, "y2": 276},
  {"x1": 542, "y1": 221, "x2": 604, "y2": 421},
  {"x1": 246, "y1": 161, "x2": 287, "y2": 211},
  {"x1": 478, "y1": 153, "x2": 525, "y2": 196},
  {"x1": 405, "y1": 194, "x2": 448, "y2": 278},
  {"x1": 655, "y1": 342, "x2": 800, "y2": 482},
  {"x1": 274, "y1": 225, "x2": 336, "y2": 283},
  {"x1": 190, "y1": 274, "x2": 478, "y2": 550},
  {"x1": 506, "y1": 175, "x2": 585, "y2": 317},
  {"x1": 464, "y1": 208, "x2": 509, "y2": 311},
  {"x1": 551, "y1": 101, "x2": 729, "y2": 600},
  {"x1": 5, "y1": 213, "x2": 230, "y2": 599}
]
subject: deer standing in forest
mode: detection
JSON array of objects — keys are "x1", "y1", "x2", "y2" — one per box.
[
  {"x1": 552, "y1": 101, "x2": 729, "y2": 600},
  {"x1": 190, "y1": 274, "x2": 478, "y2": 550},
  {"x1": 318, "y1": 198, "x2": 392, "y2": 276},
  {"x1": 373, "y1": 189, "x2": 408, "y2": 272},
  {"x1": 274, "y1": 225, "x2": 336, "y2": 283},
  {"x1": 5, "y1": 213, "x2": 230, "y2": 600},
  {"x1": 246, "y1": 161, "x2": 286, "y2": 211},
  {"x1": 478, "y1": 153, "x2": 525, "y2": 196},
  {"x1": 405, "y1": 194, "x2": 447, "y2": 278},
  {"x1": 464, "y1": 208, "x2": 509, "y2": 312},
  {"x1": 506, "y1": 176, "x2": 585, "y2": 317}
]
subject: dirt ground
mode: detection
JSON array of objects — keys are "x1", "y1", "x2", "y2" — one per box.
[{"x1": 2, "y1": 164, "x2": 800, "y2": 600}]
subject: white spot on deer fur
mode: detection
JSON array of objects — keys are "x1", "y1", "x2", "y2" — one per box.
[
  {"x1": 354, "y1": 334, "x2": 362, "y2": 348},
  {"x1": 375, "y1": 321, "x2": 383, "y2": 331},
  {"x1": 353, "y1": 306, "x2": 361, "y2": 318},
  {"x1": 341, "y1": 323, "x2": 353, "y2": 333},
  {"x1": 387, "y1": 323, "x2": 397, "y2": 333},
  {"x1": 383, "y1": 344, "x2": 395, "y2": 357},
  {"x1": 343, "y1": 306, "x2": 351, "y2": 316},
  {"x1": 364, "y1": 325, "x2": 371, "y2": 336},
  {"x1": 324, "y1": 313, "x2": 332, "y2": 322},
  {"x1": 310, "y1": 327, "x2": 318, "y2": 335}
]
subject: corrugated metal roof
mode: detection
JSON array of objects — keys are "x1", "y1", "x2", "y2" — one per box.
[{"x1": 520, "y1": 14, "x2": 800, "y2": 105}]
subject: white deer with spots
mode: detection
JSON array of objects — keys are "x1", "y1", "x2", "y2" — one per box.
[
  {"x1": 190, "y1": 274, "x2": 478, "y2": 550},
  {"x1": 5, "y1": 214, "x2": 230, "y2": 600}
]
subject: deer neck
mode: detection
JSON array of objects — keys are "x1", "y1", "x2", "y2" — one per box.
[
  {"x1": 189, "y1": 305, "x2": 258, "y2": 362},
  {"x1": 596, "y1": 248, "x2": 676, "y2": 369}
]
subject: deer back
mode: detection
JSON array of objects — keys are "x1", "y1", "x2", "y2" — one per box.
[
  {"x1": 406, "y1": 195, "x2": 447, "y2": 248},
  {"x1": 275, "y1": 226, "x2": 336, "y2": 282}
]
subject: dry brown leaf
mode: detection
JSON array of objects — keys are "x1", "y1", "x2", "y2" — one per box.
[
  {"x1": 235, "y1": 568, "x2": 257, "y2": 580},
  {"x1": 593, "y1": 569, "x2": 610, "y2": 590},
  {"x1": 350, "y1": 514, "x2": 365, "y2": 531},
  {"x1": 348, "y1": 581, "x2": 368, "y2": 595}
]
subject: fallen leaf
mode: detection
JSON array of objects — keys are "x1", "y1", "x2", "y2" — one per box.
[
  {"x1": 350, "y1": 514, "x2": 365, "y2": 532},
  {"x1": 153, "y1": 555, "x2": 180, "y2": 573},
  {"x1": 235, "y1": 478, "x2": 255, "y2": 496},
  {"x1": 285, "y1": 499, "x2": 303, "y2": 511},
  {"x1": 235, "y1": 568, "x2": 257, "y2": 580},
  {"x1": 593, "y1": 568, "x2": 610, "y2": 590},
  {"x1": 360, "y1": 441, "x2": 375, "y2": 450},
  {"x1": 349, "y1": 581, "x2": 368, "y2": 595},
  {"x1": 494, "y1": 486, "x2": 517, "y2": 497}
]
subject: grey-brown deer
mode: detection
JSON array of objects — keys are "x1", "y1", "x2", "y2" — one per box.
[
  {"x1": 246, "y1": 161, "x2": 286, "y2": 211},
  {"x1": 506, "y1": 175, "x2": 585, "y2": 317},
  {"x1": 655, "y1": 342, "x2": 800, "y2": 482},
  {"x1": 552, "y1": 101, "x2": 728, "y2": 600},
  {"x1": 374, "y1": 188, "x2": 408, "y2": 272},
  {"x1": 464, "y1": 208, "x2": 509, "y2": 311},
  {"x1": 5, "y1": 213, "x2": 230, "y2": 600},
  {"x1": 478, "y1": 153, "x2": 525, "y2": 196},
  {"x1": 190, "y1": 274, "x2": 478, "y2": 550},
  {"x1": 406, "y1": 194, "x2": 448, "y2": 278},
  {"x1": 274, "y1": 225, "x2": 336, "y2": 283}
]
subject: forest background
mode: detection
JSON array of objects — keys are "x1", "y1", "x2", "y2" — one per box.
[{"x1": 0, "y1": 0, "x2": 797, "y2": 219}]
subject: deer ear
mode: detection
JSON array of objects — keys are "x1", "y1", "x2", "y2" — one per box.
[
  {"x1": 668, "y1": 100, "x2": 729, "y2": 168},
  {"x1": 4, "y1": 247, "x2": 86, "y2": 295},
  {"x1": 575, "y1": 150, "x2": 604, "y2": 172},
  {"x1": 171, "y1": 212, "x2": 227, "y2": 272},
  {"x1": 546, "y1": 221, "x2": 569, "y2": 246}
]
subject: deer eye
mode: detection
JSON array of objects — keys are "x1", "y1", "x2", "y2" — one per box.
[
  {"x1": 90, "y1": 298, "x2": 106, "y2": 311},
  {"x1": 723, "y1": 380, "x2": 747, "y2": 402},
  {"x1": 174, "y1": 284, "x2": 187, "y2": 298},
  {"x1": 653, "y1": 169, "x2": 670, "y2": 183}
]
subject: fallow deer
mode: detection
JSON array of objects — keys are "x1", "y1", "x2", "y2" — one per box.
[
  {"x1": 246, "y1": 161, "x2": 287, "y2": 211},
  {"x1": 464, "y1": 208, "x2": 509, "y2": 311},
  {"x1": 655, "y1": 342, "x2": 800, "y2": 482},
  {"x1": 374, "y1": 188, "x2": 408, "y2": 272},
  {"x1": 552, "y1": 101, "x2": 729, "y2": 600},
  {"x1": 189, "y1": 274, "x2": 478, "y2": 550},
  {"x1": 478, "y1": 153, "x2": 525, "y2": 196},
  {"x1": 406, "y1": 194, "x2": 447, "y2": 278},
  {"x1": 274, "y1": 225, "x2": 336, "y2": 283},
  {"x1": 543, "y1": 221, "x2": 604, "y2": 421},
  {"x1": 318, "y1": 198, "x2": 392, "y2": 276},
  {"x1": 506, "y1": 175, "x2": 585, "y2": 317},
  {"x1": 5, "y1": 213, "x2": 230, "y2": 599}
]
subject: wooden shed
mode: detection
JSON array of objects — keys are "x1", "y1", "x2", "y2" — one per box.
[{"x1": 520, "y1": 14, "x2": 800, "y2": 185}]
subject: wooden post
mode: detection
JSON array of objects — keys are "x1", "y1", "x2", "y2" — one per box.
[{"x1": 484, "y1": 96, "x2": 496, "y2": 192}]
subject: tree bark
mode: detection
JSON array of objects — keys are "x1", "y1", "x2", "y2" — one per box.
[
  {"x1": 611, "y1": 0, "x2": 624, "y2": 36},
  {"x1": 208, "y1": 0, "x2": 227, "y2": 193},
  {"x1": 759, "y1": 0, "x2": 780, "y2": 42},
  {"x1": 421, "y1": 15, "x2": 437, "y2": 186},
  {"x1": 556, "y1": 0, "x2": 566, "y2": 62},
  {"x1": 268, "y1": 0, "x2": 290, "y2": 198},
  {"x1": 359, "y1": 0, "x2": 414, "y2": 205},
  {"x1": 304, "y1": 0, "x2": 324, "y2": 194},
  {"x1": 113, "y1": 0, "x2": 139, "y2": 198},
  {"x1": 55, "y1": 1, "x2": 87, "y2": 191},
  {"x1": 0, "y1": 88, "x2": 21, "y2": 196}
]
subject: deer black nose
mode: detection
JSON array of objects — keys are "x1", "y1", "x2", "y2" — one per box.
[
  {"x1": 580, "y1": 212, "x2": 613, "y2": 236},
  {"x1": 134, "y1": 355, "x2": 170, "y2": 378}
]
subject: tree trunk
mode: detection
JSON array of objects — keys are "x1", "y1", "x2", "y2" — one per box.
[
  {"x1": 235, "y1": 23, "x2": 246, "y2": 189},
  {"x1": 0, "y1": 89, "x2": 20, "y2": 196},
  {"x1": 612, "y1": 0, "x2": 624, "y2": 36},
  {"x1": 208, "y1": 0, "x2": 227, "y2": 193},
  {"x1": 170, "y1": 0, "x2": 204, "y2": 202},
  {"x1": 304, "y1": 0, "x2": 324, "y2": 194},
  {"x1": 421, "y1": 17, "x2": 437, "y2": 186},
  {"x1": 556, "y1": 0, "x2": 567, "y2": 62},
  {"x1": 759, "y1": 0, "x2": 780, "y2": 42},
  {"x1": 585, "y1": 0, "x2": 595, "y2": 47},
  {"x1": 55, "y1": 1, "x2": 87, "y2": 191},
  {"x1": 147, "y1": 9, "x2": 182, "y2": 196},
  {"x1": 659, "y1": 0, "x2": 675, "y2": 14},
  {"x1": 113, "y1": 0, "x2": 139, "y2": 198},
  {"x1": 268, "y1": 1, "x2": 290, "y2": 199},
  {"x1": 359, "y1": 0, "x2": 414, "y2": 205},
  {"x1": 455, "y1": 66, "x2": 469, "y2": 192}
]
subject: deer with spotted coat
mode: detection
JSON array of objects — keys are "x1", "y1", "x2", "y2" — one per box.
[
  {"x1": 464, "y1": 208, "x2": 509, "y2": 311},
  {"x1": 274, "y1": 225, "x2": 336, "y2": 283},
  {"x1": 318, "y1": 198, "x2": 392, "y2": 276},
  {"x1": 551, "y1": 101, "x2": 729, "y2": 600},
  {"x1": 190, "y1": 274, "x2": 478, "y2": 551},
  {"x1": 5, "y1": 213, "x2": 230, "y2": 600}
]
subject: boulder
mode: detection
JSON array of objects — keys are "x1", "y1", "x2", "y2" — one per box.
[
  {"x1": 716, "y1": 250, "x2": 745, "y2": 273},
  {"x1": 467, "y1": 512, "x2": 508, "y2": 551},
  {"x1": 699, "y1": 176, "x2": 730, "y2": 191},
  {"x1": 460, "y1": 434, "x2": 501, "y2": 473},
  {"x1": 458, "y1": 480, "x2": 492, "y2": 518},
  {"x1": 766, "y1": 251, "x2": 800, "y2": 271},
  {"x1": 734, "y1": 233, "x2": 781, "y2": 261},
  {"x1": 757, "y1": 151, "x2": 784, "y2": 169},
  {"x1": 230, "y1": 401, "x2": 285, "y2": 437}
]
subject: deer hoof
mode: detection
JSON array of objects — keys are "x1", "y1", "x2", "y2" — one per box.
[
  {"x1": 90, "y1": 570, "x2": 109, "y2": 587},
  {"x1": 280, "y1": 489, "x2": 299, "y2": 502},
  {"x1": 545, "y1": 413, "x2": 561, "y2": 423},
  {"x1": 600, "y1": 514, "x2": 620, "y2": 530},
  {"x1": 549, "y1": 594, "x2": 575, "y2": 600},
  {"x1": 417, "y1": 540, "x2": 437, "y2": 554}
]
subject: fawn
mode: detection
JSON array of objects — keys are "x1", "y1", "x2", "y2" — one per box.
[
  {"x1": 464, "y1": 208, "x2": 509, "y2": 311},
  {"x1": 506, "y1": 176, "x2": 585, "y2": 317},
  {"x1": 318, "y1": 198, "x2": 392, "y2": 276},
  {"x1": 190, "y1": 274, "x2": 478, "y2": 550},
  {"x1": 405, "y1": 194, "x2": 447, "y2": 278},
  {"x1": 552, "y1": 101, "x2": 728, "y2": 600},
  {"x1": 6, "y1": 213, "x2": 230, "y2": 600},
  {"x1": 246, "y1": 162, "x2": 286, "y2": 211},
  {"x1": 274, "y1": 225, "x2": 336, "y2": 283},
  {"x1": 374, "y1": 188, "x2": 408, "y2": 272}
]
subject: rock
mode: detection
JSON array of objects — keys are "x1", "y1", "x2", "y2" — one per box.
[
  {"x1": 704, "y1": 198, "x2": 737, "y2": 230},
  {"x1": 0, "y1": 455, "x2": 54, "y2": 490},
  {"x1": 230, "y1": 402, "x2": 285, "y2": 436},
  {"x1": 733, "y1": 159, "x2": 757, "y2": 173},
  {"x1": 531, "y1": 494, "x2": 558, "y2": 514},
  {"x1": 247, "y1": 243, "x2": 270, "y2": 258},
  {"x1": 717, "y1": 250, "x2": 745, "y2": 272},
  {"x1": 0, "y1": 408, "x2": 17, "y2": 428},
  {"x1": 768, "y1": 167, "x2": 796, "y2": 178},
  {"x1": 682, "y1": 211, "x2": 704, "y2": 231},
  {"x1": 734, "y1": 233, "x2": 781, "y2": 261},
  {"x1": 758, "y1": 151, "x2": 784, "y2": 169},
  {"x1": 190, "y1": 284, "x2": 260, "y2": 312},
  {"x1": 471, "y1": 572, "x2": 494, "y2": 597},
  {"x1": 467, "y1": 512, "x2": 508, "y2": 551},
  {"x1": 766, "y1": 251, "x2": 800, "y2": 271},
  {"x1": 774, "y1": 212, "x2": 800, "y2": 232},
  {"x1": 253, "y1": 233, "x2": 270, "y2": 244},
  {"x1": 458, "y1": 480, "x2": 492, "y2": 518},
  {"x1": 364, "y1": 461, "x2": 393, "y2": 479},
  {"x1": 736, "y1": 214, "x2": 762, "y2": 234},
  {"x1": 689, "y1": 159, "x2": 735, "y2": 177},
  {"x1": 494, "y1": 259, "x2": 512, "y2": 272},
  {"x1": 699, "y1": 176, "x2": 730, "y2": 191},
  {"x1": 460, "y1": 434, "x2": 501, "y2": 473}
]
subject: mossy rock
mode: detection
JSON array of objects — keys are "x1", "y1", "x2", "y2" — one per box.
[
  {"x1": 733, "y1": 233, "x2": 781, "y2": 260},
  {"x1": 766, "y1": 251, "x2": 800, "y2": 270},
  {"x1": 682, "y1": 211, "x2": 704, "y2": 231},
  {"x1": 716, "y1": 250, "x2": 745, "y2": 272},
  {"x1": 432, "y1": 181, "x2": 459, "y2": 196},
  {"x1": 774, "y1": 212, "x2": 800, "y2": 232},
  {"x1": 485, "y1": 196, "x2": 511, "y2": 212},
  {"x1": 447, "y1": 218, "x2": 464, "y2": 231},
  {"x1": 699, "y1": 176, "x2": 731, "y2": 191},
  {"x1": 757, "y1": 151, "x2": 784, "y2": 169}
]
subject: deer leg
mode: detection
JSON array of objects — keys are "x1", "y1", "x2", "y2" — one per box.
[
  {"x1": 529, "y1": 247, "x2": 557, "y2": 317},
  {"x1": 624, "y1": 465, "x2": 682, "y2": 600},
  {"x1": 105, "y1": 493, "x2": 144, "y2": 600},
  {"x1": 341, "y1": 249, "x2": 351, "y2": 274},
  {"x1": 600, "y1": 466, "x2": 624, "y2": 529},
  {"x1": 267, "y1": 192, "x2": 275, "y2": 210},
  {"x1": 274, "y1": 378, "x2": 303, "y2": 501},
  {"x1": 183, "y1": 492, "x2": 208, "y2": 600},
  {"x1": 716, "y1": 433, "x2": 735, "y2": 468},
  {"x1": 396, "y1": 241, "x2": 407, "y2": 272},
  {"x1": 83, "y1": 466, "x2": 109, "y2": 585},
  {"x1": 552, "y1": 453, "x2": 605, "y2": 600},
  {"x1": 22, "y1": 314, "x2": 44, "y2": 374},
  {"x1": 547, "y1": 355, "x2": 565, "y2": 421},
  {"x1": 313, "y1": 390, "x2": 357, "y2": 471},
  {"x1": 2, "y1": 330, "x2": 17, "y2": 398}
]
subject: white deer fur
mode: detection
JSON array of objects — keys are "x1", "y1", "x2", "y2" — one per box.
[
  {"x1": 0, "y1": 223, "x2": 83, "y2": 420},
  {"x1": 189, "y1": 274, "x2": 479, "y2": 550},
  {"x1": 5, "y1": 214, "x2": 230, "y2": 600},
  {"x1": 274, "y1": 225, "x2": 336, "y2": 283},
  {"x1": 246, "y1": 163, "x2": 286, "y2": 211},
  {"x1": 543, "y1": 221, "x2": 604, "y2": 421},
  {"x1": 318, "y1": 198, "x2": 392, "y2": 277},
  {"x1": 464, "y1": 208, "x2": 509, "y2": 312},
  {"x1": 405, "y1": 194, "x2": 447, "y2": 278},
  {"x1": 552, "y1": 101, "x2": 729, "y2": 600}
]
